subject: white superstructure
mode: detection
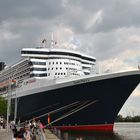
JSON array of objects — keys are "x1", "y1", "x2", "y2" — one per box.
[
  {"x1": 0, "y1": 46, "x2": 96, "y2": 97},
  {"x1": 21, "y1": 47, "x2": 96, "y2": 79}
]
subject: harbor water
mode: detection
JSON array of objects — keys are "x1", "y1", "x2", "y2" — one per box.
[{"x1": 62, "y1": 123, "x2": 140, "y2": 140}]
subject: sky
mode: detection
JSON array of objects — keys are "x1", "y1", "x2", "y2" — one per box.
[{"x1": 0, "y1": 0, "x2": 140, "y2": 117}]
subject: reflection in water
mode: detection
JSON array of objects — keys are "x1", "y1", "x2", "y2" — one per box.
[{"x1": 62, "y1": 131, "x2": 123, "y2": 140}]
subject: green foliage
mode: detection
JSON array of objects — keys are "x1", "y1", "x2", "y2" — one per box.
[
  {"x1": 116, "y1": 114, "x2": 140, "y2": 122},
  {"x1": 115, "y1": 114, "x2": 124, "y2": 122},
  {"x1": 0, "y1": 96, "x2": 7, "y2": 116}
]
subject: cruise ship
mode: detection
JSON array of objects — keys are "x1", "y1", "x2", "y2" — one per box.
[{"x1": 0, "y1": 40, "x2": 140, "y2": 132}]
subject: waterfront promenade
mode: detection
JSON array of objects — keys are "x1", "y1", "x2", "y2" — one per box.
[
  {"x1": 0, "y1": 128, "x2": 61, "y2": 140},
  {"x1": 0, "y1": 117, "x2": 61, "y2": 140},
  {"x1": 0, "y1": 129, "x2": 12, "y2": 140}
]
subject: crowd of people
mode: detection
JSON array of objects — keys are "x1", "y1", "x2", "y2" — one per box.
[{"x1": 11, "y1": 119, "x2": 45, "y2": 140}]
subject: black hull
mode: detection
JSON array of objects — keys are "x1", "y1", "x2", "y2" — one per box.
[{"x1": 13, "y1": 73, "x2": 140, "y2": 131}]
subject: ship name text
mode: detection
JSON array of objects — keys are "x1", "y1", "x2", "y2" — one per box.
[{"x1": 73, "y1": 78, "x2": 90, "y2": 85}]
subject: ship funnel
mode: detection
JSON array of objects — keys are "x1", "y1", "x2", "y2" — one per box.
[{"x1": 0, "y1": 62, "x2": 6, "y2": 71}]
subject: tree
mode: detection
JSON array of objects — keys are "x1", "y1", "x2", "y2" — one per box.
[
  {"x1": 115, "y1": 114, "x2": 124, "y2": 122},
  {"x1": 115, "y1": 114, "x2": 140, "y2": 122},
  {"x1": 0, "y1": 96, "x2": 7, "y2": 116}
]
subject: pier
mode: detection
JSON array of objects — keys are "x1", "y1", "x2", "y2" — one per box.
[
  {"x1": 0, "y1": 129, "x2": 12, "y2": 140},
  {"x1": 0, "y1": 127, "x2": 61, "y2": 140},
  {"x1": 44, "y1": 129, "x2": 61, "y2": 140},
  {"x1": 33, "y1": 128, "x2": 61, "y2": 140}
]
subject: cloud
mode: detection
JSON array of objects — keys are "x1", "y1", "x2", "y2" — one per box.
[
  {"x1": 132, "y1": 88, "x2": 140, "y2": 97},
  {"x1": 0, "y1": 0, "x2": 64, "y2": 22},
  {"x1": 119, "y1": 95, "x2": 140, "y2": 117},
  {"x1": 0, "y1": 0, "x2": 140, "y2": 75},
  {"x1": 86, "y1": 10, "x2": 103, "y2": 31}
]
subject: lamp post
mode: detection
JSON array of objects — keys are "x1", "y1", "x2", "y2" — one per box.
[
  {"x1": 6, "y1": 68, "x2": 17, "y2": 132},
  {"x1": 6, "y1": 77, "x2": 11, "y2": 132},
  {"x1": 14, "y1": 97, "x2": 17, "y2": 123}
]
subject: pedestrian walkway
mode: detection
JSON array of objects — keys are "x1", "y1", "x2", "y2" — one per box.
[
  {"x1": 0, "y1": 119, "x2": 62, "y2": 140},
  {"x1": 0, "y1": 129, "x2": 13, "y2": 140},
  {"x1": 0, "y1": 128, "x2": 61, "y2": 140},
  {"x1": 44, "y1": 129, "x2": 61, "y2": 140}
]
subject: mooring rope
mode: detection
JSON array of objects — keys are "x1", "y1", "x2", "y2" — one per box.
[
  {"x1": 20, "y1": 101, "x2": 81, "y2": 125},
  {"x1": 46, "y1": 100, "x2": 98, "y2": 126}
]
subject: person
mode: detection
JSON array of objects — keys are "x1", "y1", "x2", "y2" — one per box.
[
  {"x1": 12, "y1": 131, "x2": 23, "y2": 140},
  {"x1": 23, "y1": 126, "x2": 33, "y2": 140},
  {"x1": 0, "y1": 116, "x2": 2, "y2": 129},
  {"x1": 37, "y1": 120, "x2": 46, "y2": 140},
  {"x1": 10, "y1": 121, "x2": 17, "y2": 135},
  {"x1": 38, "y1": 120, "x2": 45, "y2": 133},
  {"x1": 31, "y1": 119, "x2": 38, "y2": 134},
  {"x1": 19, "y1": 128, "x2": 25, "y2": 139},
  {"x1": 0, "y1": 116, "x2": 4, "y2": 129}
]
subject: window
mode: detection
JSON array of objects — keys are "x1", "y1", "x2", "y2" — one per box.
[
  {"x1": 32, "y1": 62, "x2": 46, "y2": 65},
  {"x1": 56, "y1": 67, "x2": 58, "y2": 70},
  {"x1": 30, "y1": 73, "x2": 47, "y2": 77},
  {"x1": 30, "y1": 68, "x2": 46, "y2": 71}
]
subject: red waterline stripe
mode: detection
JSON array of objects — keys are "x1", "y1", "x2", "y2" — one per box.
[{"x1": 53, "y1": 124, "x2": 114, "y2": 132}]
